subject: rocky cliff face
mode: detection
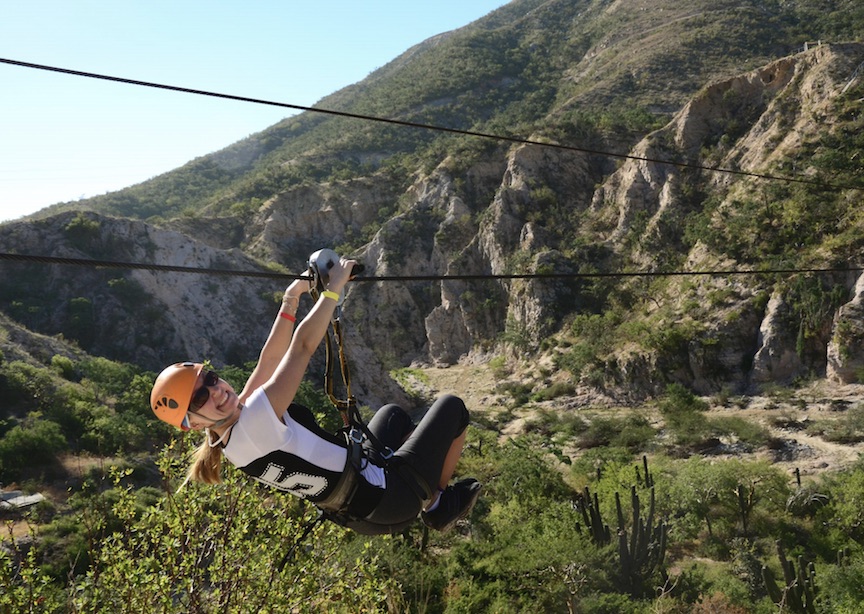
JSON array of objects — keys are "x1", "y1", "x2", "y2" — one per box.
[
  {"x1": 828, "y1": 271, "x2": 864, "y2": 384},
  {"x1": 585, "y1": 43, "x2": 864, "y2": 393},
  {"x1": 0, "y1": 211, "x2": 278, "y2": 371},
  {"x1": 0, "y1": 209, "x2": 413, "y2": 409}
]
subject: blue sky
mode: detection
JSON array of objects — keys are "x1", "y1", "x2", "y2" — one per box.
[{"x1": 0, "y1": 1, "x2": 510, "y2": 222}]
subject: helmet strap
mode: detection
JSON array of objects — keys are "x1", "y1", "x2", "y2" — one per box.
[
  {"x1": 205, "y1": 426, "x2": 232, "y2": 448},
  {"x1": 188, "y1": 411, "x2": 231, "y2": 430},
  {"x1": 198, "y1": 406, "x2": 242, "y2": 448}
]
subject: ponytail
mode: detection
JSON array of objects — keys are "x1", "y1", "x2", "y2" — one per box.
[{"x1": 187, "y1": 432, "x2": 225, "y2": 485}]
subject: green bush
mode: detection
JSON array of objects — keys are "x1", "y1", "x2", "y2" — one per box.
[
  {"x1": 50, "y1": 355, "x2": 78, "y2": 380},
  {"x1": 577, "y1": 414, "x2": 655, "y2": 453},
  {"x1": 817, "y1": 550, "x2": 864, "y2": 613},
  {"x1": 807, "y1": 404, "x2": 864, "y2": 444},
  {"x1": 815, "y1": 460, "x2": 864, "y2": 549},
  {"x1": 524, "y1": 407, "x2": 589, "y2": 440},
  {"x1": 0, "y1": 546, "x2": 67, "y2": 614},
  {"x1": 554, "y1": 312, "x2": 622, "y2": 378},
  {"x1": 0, "y1": 360, "x2": 58, "y2": 414},
  {"x1": 78, "y1": 357, "x2": 135, "y2": 395},
  {"x1": 709, "y1": 415, "x2": 772, "y2": 448},
  {"x1": 0, "y1": 414, "x2": 67, "y2": 478},
  {"x1": 664, "y1": 458, "x2": 790, "y2": 548},
  {"x1": 658, "y1": 384, "x2": 715, "y2": 449}
]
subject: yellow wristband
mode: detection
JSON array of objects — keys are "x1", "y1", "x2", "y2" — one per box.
[{"x1": 321, "y1": 290, "x2": 340, "y2": 302}]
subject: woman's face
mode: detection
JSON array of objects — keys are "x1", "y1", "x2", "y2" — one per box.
[{"x1": 186, "y1": 371, "x2": 239, "y2": 430}]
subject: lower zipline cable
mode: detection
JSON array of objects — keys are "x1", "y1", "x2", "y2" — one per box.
[{"x1": 0, "y1": 252, "x2": 861, "y2": 281}]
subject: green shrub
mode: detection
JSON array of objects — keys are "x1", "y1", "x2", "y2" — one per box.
[
  {"x1": 0, "y1": 546, "x2": 67, "y2": 613},
  {"x1": 660, "y1": 383, "x2": 709, "y2": 414},
  {"x1": 555, "y1": 312, "x2": 622, "y2": 377},
  {"x1": 78, "y1": 357, "x2": 135, "y2": 395},
  {"x1": 20, "y1": 450, "x2": 398, "y2": 613},
  {"x1": 0, "y1": 414, "x2": 67, "y2": 478},
  {"x1": 659, "y1": 384, "x2": 714, "y2": 448},
  {"x1": 664, "y1": 458, "x2": 790, "y2": 547},
  {"x1": 817, "y1": 551, "x2": 864, "y2": 613},
  {"x1": 495, "y1": 381, "x2": 533, "y2": 406},
  {"x1": 709, "y1": 415, "x2": 771, "y2": 448},
  {"x1": 0, "y1": 360, "x2": 58, "y2": 413},
  {"x1": 815, "y1": 460, "x2": 864, "y2": 548},
  {"x1": 524, "y1": 407, "x2": 589, "y2": 439},
  {"x1": 807, "y1": 404, "x2": 864, "y2": 444},
  {"x1": 531, "y1": 381, "x2": 576, "y2": 401},
  {"x1": 50, "y1": 355, "x2": 78, "y2": 380},
  {"x1": 577, "y1": 414, "x2": 655, "y2": 453}
]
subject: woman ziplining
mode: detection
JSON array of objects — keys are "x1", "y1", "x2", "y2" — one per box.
[{"x1": 149, "y1": 252, "x2": 481, "y2": 535}]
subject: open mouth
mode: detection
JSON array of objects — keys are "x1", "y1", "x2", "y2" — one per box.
[{"x1": 216, "y1": 391, "x2": 232, "y2": 412}]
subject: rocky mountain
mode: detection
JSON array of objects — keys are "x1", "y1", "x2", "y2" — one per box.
[{"x1": 2, "y1": 0, "x2": 863, "y2": 408}]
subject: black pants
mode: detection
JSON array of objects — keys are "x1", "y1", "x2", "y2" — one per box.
[{"x1": 344, "y1": 394, "x2": 469, "y2": 535}]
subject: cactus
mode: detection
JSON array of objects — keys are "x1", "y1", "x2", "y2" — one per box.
[
  {"x1": 577, "y1": 486, "x2": 612, "y2": 545},
  {"x1": 735, "y1": 482, "x2": 756, "y2": 536},
  {"x1": 762, "y1": 541, "x2": 817, "y2": 614},
  {"x1": 837, "y1": 547, "x2": 848, "y2": 566},
  {"x1": 575, "y1": 457, "x2": 668, "y2": 597},
  {"x1": 634, "y1": 455, "x2": 654, "y2": 489},
  {"x1": 616, "y1": 486, "x2": 668, "y2": 597}
]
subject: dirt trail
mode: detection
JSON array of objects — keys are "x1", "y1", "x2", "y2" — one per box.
[{"x1": 419, "y1": 364, "x2": 507, "y2": 413}]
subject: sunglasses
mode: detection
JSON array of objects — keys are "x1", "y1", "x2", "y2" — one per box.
[{"x1": 190, "y1": 370, "x2": 220, "y2": 412}]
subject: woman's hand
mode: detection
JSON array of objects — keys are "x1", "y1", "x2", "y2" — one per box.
[
  {"x1": 284, "y1": 269, "x2": 314, "y2": 299},
  {"x1": 325, "y1": 258, "x2": 358, "y2": 294}
]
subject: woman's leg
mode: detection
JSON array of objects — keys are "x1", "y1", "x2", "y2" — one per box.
[
  {"x1": 394, "y1": 394, "x2": 470, "y2": 496},
  {"x1": 362, "y1": 395, "x2": 478, "y2": 530},
  {"x1": 431, "y1": 428, "x2": 466, "y2": 496},
  {"x1": 365, "y1": 404, "x2": 415, "y2": 452}
]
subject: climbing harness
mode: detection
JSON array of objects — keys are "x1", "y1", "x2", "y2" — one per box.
[{"x1": 311, "y1": 249, "x2": 436, "y2": 503}]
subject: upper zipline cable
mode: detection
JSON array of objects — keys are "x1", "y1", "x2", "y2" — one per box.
[
  {"x1": 2, "y1": 57, "x2": 862, "y2": 193},
  {"x1": 0, "y1": 252, "x2": 861, "y2": 281},
  {"x1": 3, "y1": 58, "x2": 863, "y2": 283}
]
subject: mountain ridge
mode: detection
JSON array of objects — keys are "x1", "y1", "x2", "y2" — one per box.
[{"x1": 1, "y1": 0, "x2": 863, "y2": 407}]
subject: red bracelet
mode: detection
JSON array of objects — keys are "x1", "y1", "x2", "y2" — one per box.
[{"x1": 279, "y1": 312, "x2": 296, "y2": 322}]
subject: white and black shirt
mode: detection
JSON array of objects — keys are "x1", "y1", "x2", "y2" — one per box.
[{"x1": 223, "y1": 387, "x2": 384, "y2": 503}]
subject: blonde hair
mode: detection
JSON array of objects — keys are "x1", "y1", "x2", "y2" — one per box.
[{"x1": 187, "y1": 431, "x2": 225, "y2": 485}]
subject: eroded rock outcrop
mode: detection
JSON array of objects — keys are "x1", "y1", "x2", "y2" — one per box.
[
  {"x1": 828, "y1": 272, "x2": 864, "y2": 384},
  {"x1": 0, "y1": 211, "x2": 275, "y2": 370},
  {"x1": 753, "y1": 291, "x2": 805, "y2": 384}
]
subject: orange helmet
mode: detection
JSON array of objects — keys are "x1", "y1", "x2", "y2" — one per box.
[{"x1": 150, "y1": 362, "x2": 203, "y2": 431}]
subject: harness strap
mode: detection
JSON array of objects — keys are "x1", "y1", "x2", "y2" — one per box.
[
  {"x1": 394, "y1": 461, "x2": 435, "y2": 506},
  {"x1": 314, "y1": 433, "x2": 363, "y2": 513},
  {"x1": 276, "y1": 510, "x2": 325, "y2": 572},
  {"x1": 323, "y1": 318, "x2": 356, "y2": 417},
  {"x1": 316, "y1": 292, "x2": 395, "y2": 460},
  {"x1": 308, "y1": 258, "x2": 433, "y2": 517}
]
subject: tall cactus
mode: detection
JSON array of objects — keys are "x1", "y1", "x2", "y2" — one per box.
[
  {"x1": 615, "y1": 485, "x2": 668, "y2": 597},
  {"x1": 577, "y1": 486, "x2": 612, "y2": 546},
  {"x1": 575, "y1": 457, "x2": 668, "y2": 597},
  {"x1": 634, "y1": 455, "x2": 654, "y2": 489},
  {"x1": 762, "y1": 540, "x2": 817, "y2": 614},
  {"x1": 735, "y1": 482, "x2": 756, "y2": 536}
]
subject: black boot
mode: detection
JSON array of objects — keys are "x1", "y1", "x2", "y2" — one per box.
[{"x1": 421, "y1": 478, "x2": 482, "y2": 532}]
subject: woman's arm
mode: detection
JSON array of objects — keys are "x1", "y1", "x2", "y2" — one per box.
[
  {"x1": 239, "y1": 275, "x2": 311, "y2": 402},
  {"x1": 259, "y1": 258, "x2": 356, "y2": 419}
]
